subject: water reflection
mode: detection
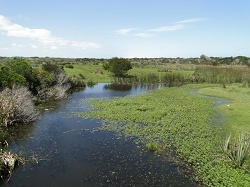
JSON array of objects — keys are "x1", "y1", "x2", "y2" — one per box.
[{"x1": 103, "y1": 83, "x2": 132, "y2": 91}]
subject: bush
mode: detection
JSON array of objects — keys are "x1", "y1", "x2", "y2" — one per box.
[
  {"x1": 0, "y1": 85, "x2": 39, "y2": 126},
  {"x1": 106, "y1": 57, "x2": 132, "y2": 77},
  {"x1": 37, "y1": 72, "x2": 71, "y2": 100},
  {"x1": 65, "y1": 65, "x2": 74, "y2": 69},
  {"x1": 0, "y1": 66, "x2": 26, "y2": 89},
  {"x1": 42, "y1": 62, "x2": 63, "y2": 73}
]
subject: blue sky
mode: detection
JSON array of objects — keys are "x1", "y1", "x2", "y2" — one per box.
[{"x1": 0, "y1": 0, "x2": 249, "y2": 58}]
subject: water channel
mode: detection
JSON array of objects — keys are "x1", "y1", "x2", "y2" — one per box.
[{"x1": 2, "y1": 83, "x2": 197, "y2": 187}]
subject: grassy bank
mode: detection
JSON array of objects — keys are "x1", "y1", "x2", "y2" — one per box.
[
  {"x1": 82, "y1": 84, "x2": 250, "y2": 186},
  {"x1": 198, "y1": 84, "x2": 250, "y2": 134}
]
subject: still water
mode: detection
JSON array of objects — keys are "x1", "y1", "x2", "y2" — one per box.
[{"x1": 2, "y1": 83, "x2": 197, "y2": 187}]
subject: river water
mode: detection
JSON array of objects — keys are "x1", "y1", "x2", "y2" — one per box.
[{"x1": 2, "y1": 83, "x2": 196, "y2": 187}]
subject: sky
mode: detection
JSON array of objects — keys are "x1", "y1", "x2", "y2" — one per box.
[{"x1": 0, "y1": 0, "x2": 249, "y2": 58}]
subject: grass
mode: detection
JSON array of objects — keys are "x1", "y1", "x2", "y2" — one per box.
[
  {"x1": 198, "y1": 84, "x2": 250, "y2": 134},
  {"x1": 64, "y1": 63, "x2": 112, "y2": 84},
  {"x1": 64, "y1": 63, "x2": 195, "y2": 85},
  {"x1": 82, "y1": 84, "x2": 250, "y2": 186}
]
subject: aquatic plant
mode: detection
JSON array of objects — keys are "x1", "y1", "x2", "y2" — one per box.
[
  {"x1": 83, "y1": 85, "x2": 250, "y2": 186},
  {"x1": 145, "y1": 141, "x2": 158, "y2": 152},
  {"x1": 223, "y1": 133, "x2": 250, "y2": 167}
]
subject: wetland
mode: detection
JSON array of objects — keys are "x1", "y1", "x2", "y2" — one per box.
[{"x1": 2, "y1": 83, "x2": 198, "y2": 187}]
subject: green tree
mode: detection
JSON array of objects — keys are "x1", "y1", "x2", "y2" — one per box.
[
  {"x1": 106, "y1": 57, "x2": 132, "y2": 77},
  {"x1": 42, "y1": 61, "x2": 64, "y2": 73},
  {"x1": 0, "y1": 66, "x2": 26, "y2": 89},
  {"x1": 6, "y1": 59, "x2": 41, "y2": 94}
]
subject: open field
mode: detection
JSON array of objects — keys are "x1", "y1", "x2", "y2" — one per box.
[
  {"x1": 64, "y1": 63, "x2": 111, "y2": 84},
  {"x1": 64, "y1": 63, "x2": 195, "y2": 85}
]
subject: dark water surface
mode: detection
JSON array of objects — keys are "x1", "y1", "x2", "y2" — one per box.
[{"x1": 2, "y1": 83, "x2": 196, "y2": 187}]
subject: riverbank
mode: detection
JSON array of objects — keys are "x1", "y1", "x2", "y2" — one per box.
[{"x1": 83, "y1": 84, "x2": 250, "y2": 186}]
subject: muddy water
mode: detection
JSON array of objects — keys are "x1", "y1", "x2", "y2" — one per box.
[{"x1": 2, "y1": 83, "x2": 196, "y2": 187}]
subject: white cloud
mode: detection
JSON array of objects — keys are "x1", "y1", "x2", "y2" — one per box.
[
  {"x1": 134, "y1": 32, "x2": 154, "y2": 37},
  {"x1": 148, "y1": 24, "x2": 184, "y2": 32},
  {"x1": 116, "y1": 18, "x2": 209, "y2": 37},
  {"x1": 50, "y1": 46, "x2": 58, "y2": 50},
  {"x1": 175, "y1": 18, "x2": 210, "y2": 24},
  {"x1": 29, "y1": 44, "x2": 38, "y2": 49},
  {"x1": 11, "y1": 43, "x2": 24, "y2": 48},
  {"x1": 0, "y1": 15, "x2": 101, "y2": 49},
  {"x1": 116, "y1": 28, "x2": 137, "y2": 35}
]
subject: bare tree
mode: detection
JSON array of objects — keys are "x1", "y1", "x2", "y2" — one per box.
[
  {"x1": 0, "y1": 85, "x2": 39, "y2": 126},
  {"x1": 37, "y1": 71, "x2": 71, "y2": 100}
]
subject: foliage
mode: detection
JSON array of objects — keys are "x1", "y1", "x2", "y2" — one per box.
[
  {"x1": 68, "y1": 76, "x2": 86, "y2": 88},
  {"x1": 83, "y1": 85, "x2": 250, "y2": 186},
  {"x1": 0, "y1": 66, "x2": 26, "y2": 89},
  {"x1": 42, "y1": 61, "x2": 64, "y2": 73},
  {"x1": 0, "y1": 59, "x2": 85, "y2": 101},
  {"x1": 5, "y1": 59, "x2": 40, "y2": 94},
  {"x1": 65, "y1": 64, "x2": 74, "y2": 69},
  {"x1": 106, "y1": 57, "x2": 132, "y2": 77},
  {"x1": 37, "y1": 71, "x2": 71, "y2": 100},
  {"x1": 0, "y1": 85, "x2": 39, "y2": 126}
]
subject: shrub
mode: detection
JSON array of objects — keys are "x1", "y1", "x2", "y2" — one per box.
[
  {"x1": 0, "y1": 85, "x2": 39, "y2": 126},
  {"x1": 66, "y1": 65, "x2": 74, "y2": 69},
  {"x1": 106, "y1": 57, "x2": 132, "y2": 77},
  {"x1": 78, "y1": 73, "x2": 86, "y2": 79},
  {"x1": 37, "y1": 72, "x2": 71, "y2": 100},
  {"x1": 0, "y1": 66, "x2": 26, "y2": 89},
  {"x1": 42, "y1": 62, "x2": 63, "y2": 73}
]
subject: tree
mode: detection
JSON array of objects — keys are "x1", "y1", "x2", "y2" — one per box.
[
  {"x1": 42, "y1": 61, "x2": 63, "y2": 74},
  {"x1": 0, "y1": 66, "x2": 26, "y2": 89},
  {"x1": 6, "y1": 59, "x2": 39, "y2": 94},
  {"x1": 106, "y1": 57, "x2": 132, "y2": 77}
]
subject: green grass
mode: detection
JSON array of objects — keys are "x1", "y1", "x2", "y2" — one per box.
[
  {"x1": 64, "y1": 64, "x2": 112, "y2": 83},
  {"x1": 198, "y1": 84, "x2": 250, "y2": 134},
  {"x1": 64, "y1": 63, "x2": 194, "y2": 85},
  {"x1": 128, "y1": 66, "x2": 194, "y2": 77},
  {"x1": 82, "y1": 84, "x2": 250, "y2": 186}
]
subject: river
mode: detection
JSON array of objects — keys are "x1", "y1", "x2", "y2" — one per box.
[{"x1": 2, "y1": 83, "x2": 196, "y2": 187}]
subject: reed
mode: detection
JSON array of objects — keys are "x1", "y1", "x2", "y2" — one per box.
[
  {"x1": 194, "y1": 66, "x2": 250, "y2": 86},
  {"x1": 112, "y1": 72, "x2": 192, "y2": 86},
  {"x1": 223, "y1": 133, "x2": 250, "y2": 167}
]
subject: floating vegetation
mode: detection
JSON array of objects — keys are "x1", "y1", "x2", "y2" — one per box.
[{"x1": 83, "y1": 85, "x2": 250, "y2": 186}]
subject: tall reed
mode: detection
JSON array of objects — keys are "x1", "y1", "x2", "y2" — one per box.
[
  {"x1": 112, "y1": 72, "x2": 192, "y2": 86},
  {"x1": 194, "y1": 65, "x2": 250, "y2": 85},
  {"x1": 223, "y1": 133, "x2": 250, "y2": 167}
]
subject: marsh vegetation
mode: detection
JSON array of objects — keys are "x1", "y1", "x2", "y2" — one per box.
[{"x1": 0, "y1": 56, "x2": 250, "y2": 186}]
